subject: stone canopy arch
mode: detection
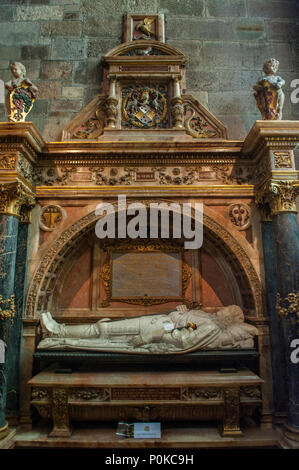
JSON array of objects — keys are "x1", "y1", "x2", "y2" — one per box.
[{"x1": 25, "y1": 201, "x2": 263, "y2": 319}]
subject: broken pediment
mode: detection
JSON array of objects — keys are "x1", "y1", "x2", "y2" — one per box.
[{"x1": 61, "y1": 14, "x2": 227, "y2": 142}]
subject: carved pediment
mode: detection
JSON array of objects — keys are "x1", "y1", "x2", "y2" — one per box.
[
  {"x1": 61, "y1": 14, "x2": 227, "y2": 142},
  {"x1": 105, "y1": 40, "x2": 187, "y2": 59}
]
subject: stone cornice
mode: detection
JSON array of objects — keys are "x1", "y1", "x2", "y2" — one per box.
[{"x1": 242, "y1": 120, "x2": 299, "y2": 158}]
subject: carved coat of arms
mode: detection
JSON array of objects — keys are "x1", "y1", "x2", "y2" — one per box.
[{"x1": 122, "y1": 86, "x2": 168, "y2": 129}]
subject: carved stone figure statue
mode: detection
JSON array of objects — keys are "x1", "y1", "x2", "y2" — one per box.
[
  {"x1": 253, "y1": 58, "x2": 285, "y2": 120},
  {"x1": 5, "y1": 62, "x2": 38, "y2": 122},
  {"x1": 38, "y1": 305, "x2": 258, "y2": 354}
]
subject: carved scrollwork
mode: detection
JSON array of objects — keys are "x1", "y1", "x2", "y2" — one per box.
[
  {"x1": 73, "y1": 107, "x2": 105, "y2": 140},
  {"x1": 184, "y1": 105, "x2": 217, "y2": 138}
]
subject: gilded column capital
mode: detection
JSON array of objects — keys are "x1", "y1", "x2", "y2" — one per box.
[
  {"x1": 256, "y1": 180, "x2": 299, "y2": 216},
  {"x1": 0, "y1": 182, "x2": 35, "y2": 218}
]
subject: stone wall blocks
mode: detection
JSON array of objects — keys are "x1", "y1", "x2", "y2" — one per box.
[
  {"x1": 83, "y1": 16, "x2": 122, "y2": 38},
  {"x1": 233, "y1": 19, "x2": 265, "y2": 41},
  {"x1": 61, "y1": 86, "x2": 84, "y2": 100},
  {"x1": 0, "y1": 22, "x2": 40, "y2": 45},
  {"x1": 41, "y1": 20, "x2": 82, "y2": 37},
  {"x1": 40, "y1": 60, "x2": 73, "y2": 81},
  {"x1": 52, "y1": 38, "x2": 86, "y2": 60},
  {"x1": 208, "y1": 91, "x2": 257, "y2": 115},
  {"x1": 15, "y1": 5, "x2": 63, "y2": 21},
  {"x1": 35, "y1": 81, "x2": 61, "y2": 100},
  {"x1": 160, "y1": 0, "x2": 204, "y2": 16},
  {"x1": 205, "y1": 0, "x2": 246, "y2": 18},
  {"x1": 247, "y1": 1, "x2": 298, "y2": 19},
  {"x1": 21, "y1": 45, "x2": 50, "y2": 60},
  {"x1": 166, "y1": 18, "x2": 234, "y2": 41}
]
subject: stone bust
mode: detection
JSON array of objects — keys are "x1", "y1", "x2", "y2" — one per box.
[{"x1": 5, "y1": 61, "x2": 38, "y2": 122}]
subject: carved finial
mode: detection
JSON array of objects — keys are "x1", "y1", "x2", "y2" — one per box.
[
  {"x1": 4, "y1": 61, "x2": 38, "y2": 122},
  {"x1": 253, "y1": 58, "x2": 285, "y2": 120}
]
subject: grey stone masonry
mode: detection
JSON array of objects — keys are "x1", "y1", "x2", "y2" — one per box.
[{"x1": 0, "y1": 0, "x2": 297, "y2": 140}]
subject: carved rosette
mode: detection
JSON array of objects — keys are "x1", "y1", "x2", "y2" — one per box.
[
  {"x1": 0, "y1": 182, "x2": 35, "y2": 219},
  {"x1": 256, "y1": 180, "x2": 299, "y2": 217}
]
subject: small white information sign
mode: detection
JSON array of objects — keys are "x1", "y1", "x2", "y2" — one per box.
[{"x1": 133, "y1": 422, "x2": 161, "y2": 439}]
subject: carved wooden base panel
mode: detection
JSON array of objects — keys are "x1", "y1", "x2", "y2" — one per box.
[{"x1": 29, "y1": 370, "x2": 262, "y2": 439}]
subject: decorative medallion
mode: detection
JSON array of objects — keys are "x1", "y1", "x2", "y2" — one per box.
[
  {"x1": 40, "y1": 205, "x2": 65, "y2": 232},
  {"x1": 122, "y1": 85, "x2": 168, "y2": 129},
  {"x1": 227, "y1": 203, "x2": 251, "y2": 230}
]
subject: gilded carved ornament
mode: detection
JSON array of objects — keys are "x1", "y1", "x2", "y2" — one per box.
[
  {"x1": 256, "y1": 180, "x2": 299, "y2": 216},
  {"x1": 0, "y1": 153, "x2": 16, "y2": 169},
  {"x1": 273, "y1": 151, "x2": 292, "y2": 169},
  {"x1": 73, "y1": 107, "x2": 105, "y2": 140},
  {"x1": 0, "y1": 294, "x2": 15, "y2": 322},
  {"x1": 276, "y1": 292, "x2": 299, "y2": 322},
  {"x1": 0, "y1": 182, "x2": 35, "y2": 218},
  {"x1": 184, "y1": 105, "x2": 217, "y2": 138}
]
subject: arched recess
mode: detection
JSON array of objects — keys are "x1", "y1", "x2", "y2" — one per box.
[{"x1": 25, "y1": 201, "x2": 264, "y2": 320}]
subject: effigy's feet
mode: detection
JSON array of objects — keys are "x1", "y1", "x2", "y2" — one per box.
[{"x1": 40, "y1": 312, "x2": 62, "y2": 337}]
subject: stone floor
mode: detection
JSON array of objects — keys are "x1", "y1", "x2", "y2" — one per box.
[{"x1": 13, "y1": 422, "x2": 281, "y2": 449}]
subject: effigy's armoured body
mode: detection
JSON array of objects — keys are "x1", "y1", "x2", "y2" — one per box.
[{"x1": 38, "y1": 305, "x2": 258, "y2": 354}]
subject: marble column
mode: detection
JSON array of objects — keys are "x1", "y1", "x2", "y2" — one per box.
[
  {"x1": 259, "y1": 180, "x2": 299, "y2": 441},
  {"x1": 0, "y1": 183, "x2": 35, "y2": 439},
  {"x1": 260, "y1": 218, "x2": 288, "y2": 418},
  {"x1": 272, "y1": 211, "x2": 299, "y2": 440},
  {"x1": 6, "y1": 217, "x2": 30, "y2": 422},
  {"x1": 0, "y1": 214, "x2": 19, "y2": 438}
]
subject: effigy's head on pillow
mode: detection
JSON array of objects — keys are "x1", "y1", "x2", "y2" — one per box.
[{"x1": 215, "y1": 305, "x2": 244, "y2": 326}]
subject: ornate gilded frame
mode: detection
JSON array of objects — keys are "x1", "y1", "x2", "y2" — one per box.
[{"x1": 100, "y1": 240, "x2": 191, "y2": 307}]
